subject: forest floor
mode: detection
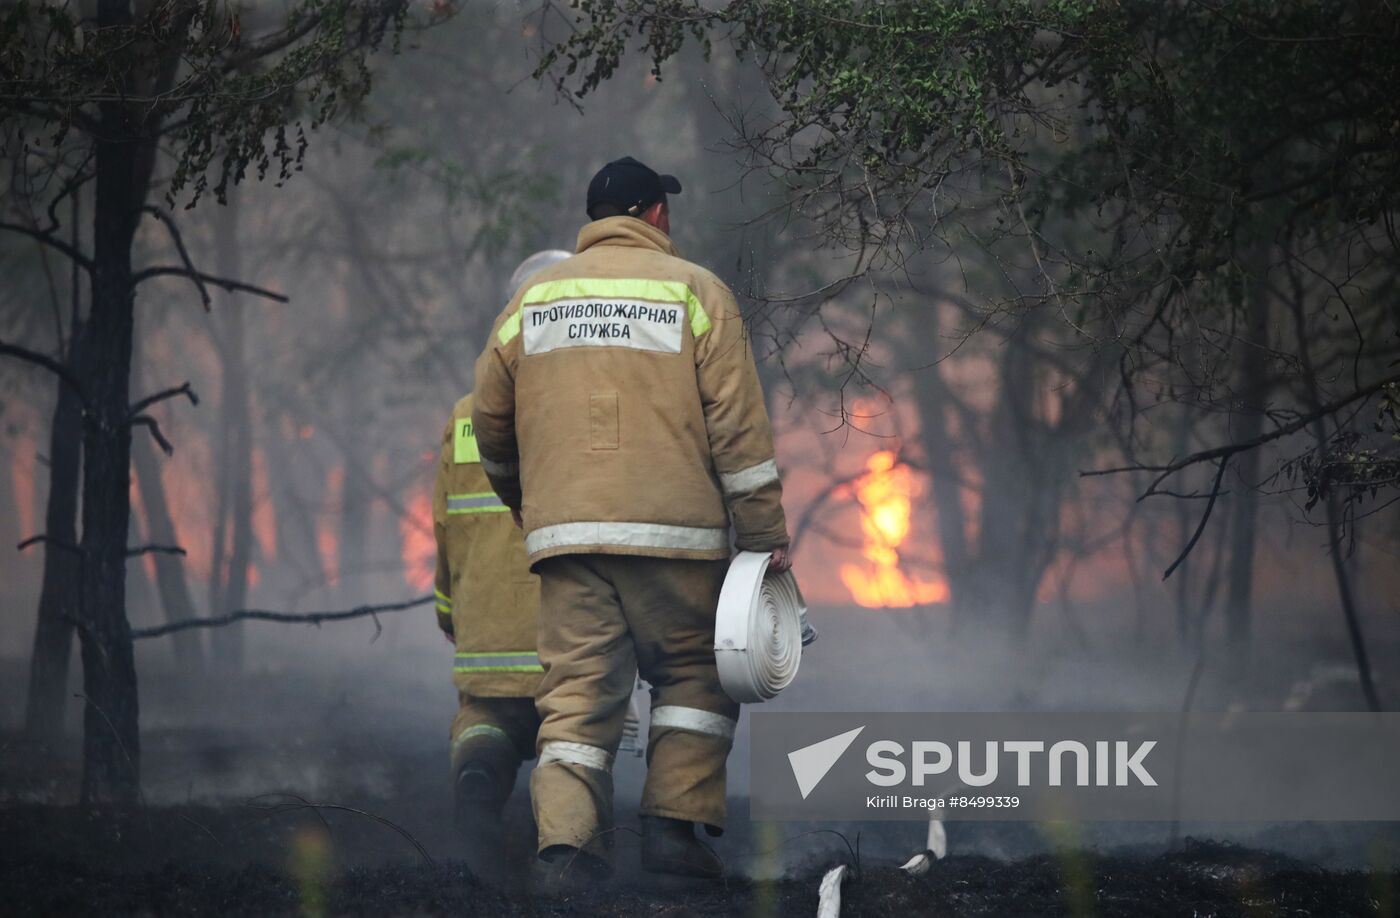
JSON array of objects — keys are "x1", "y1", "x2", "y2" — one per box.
[
  {"x1": 2, "y1": 625, "x2": 1399, "y2": 916},
  {"x1": 1, "y1": 803, "x2": 1395, "y2": 916},
  {"x1": 2, "y1": 727, "x2": 1398, "y2": 916}
]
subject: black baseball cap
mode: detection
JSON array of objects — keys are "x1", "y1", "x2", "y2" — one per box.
[{"x1": 586, "y1": 156, "x2": 682, "y2": 219}]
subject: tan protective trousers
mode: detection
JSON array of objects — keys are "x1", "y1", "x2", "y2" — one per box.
[
  {"x1": 531, "y1": 554, "x2": 737, "y2": 855},
  {"x1": 451, "y1": 694, "x2": 540, "y2": 797}
]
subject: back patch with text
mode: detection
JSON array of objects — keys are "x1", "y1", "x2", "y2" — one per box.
[{"x1": 522, "y1": 298, "x2": 683, "y2": 355}]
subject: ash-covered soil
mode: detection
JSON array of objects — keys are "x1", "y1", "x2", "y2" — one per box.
[
  {"x1": 3, "y1": 650, "x2": 1399, "y2": 916},
  {"x1": 1, "y1": 802, "x2": 1395, "y2": 917}
]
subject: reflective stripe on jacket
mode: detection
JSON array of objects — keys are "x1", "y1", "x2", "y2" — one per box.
[
  {"x1": 433, "y1": 393, "x2": 543, "y2": 696},
  {"x1": 472, "y1": 216, "x2": 788, "y2": 564}
]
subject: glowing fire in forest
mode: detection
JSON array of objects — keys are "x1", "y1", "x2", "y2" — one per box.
[
  {"x1": 317, "y1": 465, "x2": 343, "y2": 589},
  {"x1": 401, "y1": 488, "x2": 435, "y2": 592},
  {"x1": 839, "y1": 450, "x2": 949, "y2": 608},
  {"x1": 11, "y1": 439, "x2": 35, "y2": 541}
]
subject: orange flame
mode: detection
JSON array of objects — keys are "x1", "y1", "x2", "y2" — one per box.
[
  {"x1": 11, "y1": 438, "x2": 35, "y2": 540},
  {"x1": 839, "y1": 450, "x2": 949, "y2": 608},
  {"x1": 251, "y1": 447, "x2": 277, "y2": 562},
  {"x1": 400, "y1": 489, "x2": 435, "y2": 592},
  {"x1": 317, "y1": 465, "x2": 343, "y2": 589}
]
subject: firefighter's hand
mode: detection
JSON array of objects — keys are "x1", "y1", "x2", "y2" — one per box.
[
  {"x1": 768, "y1": 545, "x2": 792, "y2": 573},
  {"x1": 511, "y1": 507, "x2": 523, "y2": 529},
  {"x1": 443, "y1": 631, "x2": 455, "y2": 645}
]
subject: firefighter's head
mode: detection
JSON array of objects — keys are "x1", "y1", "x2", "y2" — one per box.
[{"x1": 586, "y1": 156, "x2": 681, "y2": 234}]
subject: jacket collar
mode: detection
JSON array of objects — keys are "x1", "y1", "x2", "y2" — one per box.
[{"x1": 575, "y1": 216, "x2": 679, "y2": 258}]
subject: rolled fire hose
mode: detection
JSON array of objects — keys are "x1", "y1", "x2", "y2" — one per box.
[{"x1": 714, "y1": 550, "x2": 817, "y2": 703}]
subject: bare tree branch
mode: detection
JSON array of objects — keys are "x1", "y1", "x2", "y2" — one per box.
[
  {"x1": 17, "y1": 534, "x2": 83, "y2": 555},
  {"x1": 246, "y1": 793, "x2": 434, "y2": 867},
  {"x1": 1161, "y1": 458, "x2": 1230, "y2": 582},
  {"x1": 0, "y1": 340, "x2": 89, "y2": 409},
  {"x1": 129, "y1": 380, "x2": 198, "y2": 417},
  {"x1": 131, "y1": 266, "x2": 288, "y2": 303},
  {"x1": 130, "y1": 595, "x2": 433, "y2": 640},
  {"x1": 125, "y1": 544, "x2": 187, "y2": 558},
  {"x1": 130, "y1": 415, "x2": 174, "y2": 455},
  {"x1": 139, "y1": 206, "x2": 211, "y2": 309},
  {"x1": 1082, "y1": 372, "x2": 1400, "y2": 482},
  {"x1": 0, "y1": 221, "x2": 94, "y2": 271}
]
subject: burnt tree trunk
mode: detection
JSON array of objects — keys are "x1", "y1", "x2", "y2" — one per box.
[
  {"x1": 209, "y1": 201, "x2": 252, "y2": 669},
  {"x1": 338, "y1": 448, "x2": 370, "y2": 595},
  {"x1": 76, "y1": 0, "x2": 190, "y2": 802},
  {"x1": 963, "y1": 328, "x2": 1044, "y2": 639},
  {"x1": 1286, "y1": 265, "x2": 1383, "y2": 712},
  {"x1": 260, "y1": 409, "x2": 323, "y2": 586},
  {"x1": 913, "y1": 305, "x2": 973, "y2": 623},
  {"x1": 23, "y1": 323, "x2": 84, "y2": 738},
  {"x1": 131, "y1": 431, "x2": 205, "y2": 665},
  {"x1": 1323, "y1": 493, "x2": 1382, "y2": 711},
  {"x1": 1222, "y1": 269, "x2": 1271, "y2": 668},
  {"x1": 79, "y1": 57, "x2": 143, "y2": 801}
]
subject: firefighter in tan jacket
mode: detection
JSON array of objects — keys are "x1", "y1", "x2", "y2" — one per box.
[
  {"x1": 473, "y1": 157, "x2": 790, "y2": 883},
  {"x1": 431, "y1": 249, "x2": 572, "y2": 874},
  {"x1": 432, "y1": 392, "x2": 541, "y2": 868}
]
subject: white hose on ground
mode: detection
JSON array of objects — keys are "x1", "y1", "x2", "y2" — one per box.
[
  {"x1": 816, "y1": 864, "x2": 848, "y2": 918},
  {"x1": 900, "y1": 808, "x2": 949, "y2": 875},
  {"x1": 714, "y1": 550, "x2": 816, "y2": 703}
]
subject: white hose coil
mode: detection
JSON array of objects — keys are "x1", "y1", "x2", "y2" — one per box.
[
  {"x1": 714, "y1": 550, "x2": 815, "y2": 703},
  {"x1": 816, "y1": 864, "x2": 848, "y2": 918}
]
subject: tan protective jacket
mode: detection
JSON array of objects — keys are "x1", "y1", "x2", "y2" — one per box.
[
  {"x1": 472, "y1": 216, "x2": 788, "y2": 565},
  {"x1": 432, "y1": 394, "x2": 543, "y2": 696}
]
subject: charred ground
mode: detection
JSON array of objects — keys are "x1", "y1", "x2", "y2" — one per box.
[
  {"x1": 3, "y1": 724, "x2": 1397, "y2": 917},
  {"x1": 2, "y1": 797, "x2": 1394, "y2": 916},
  {"x1": 3, "y1": 624, "x2": 1398, "y2": 917}
]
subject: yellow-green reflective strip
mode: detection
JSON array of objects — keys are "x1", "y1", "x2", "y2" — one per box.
[
  {"x1": 497, "y1": 309, "x2": 523, "y2": 345},
  {"x1": 521, "y1": 278, "x2": 712, "y2": 338},
  {"x1": 435, "y1": 589, "x2": 452, "y2": 605},
  {"x1": 454, "y1": 652, "x2": 543, "y2": 673},
  {"x1": 452, "y1": 723, "x2": 510, "y2": 752},
  {"x1": 453, "y1": 418, "x2": 480, "y2": 464},
  {"x1": 436, "y1": 602, "x2": 451, "y2": 614},
  {"x1": 446, "y1": 492, "x2": 508, "y2": 515}
]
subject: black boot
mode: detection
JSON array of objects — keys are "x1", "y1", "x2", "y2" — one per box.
[
  {"x1": 454, "y1": 741, "x2": 518, "y2": 880},
  {"x1": 640, "y1": 815, "x2": 723, "y2": 879},
  {"x1": 531, "y1": 843, "x2": 613, "y2": 898},
  {"x1": 454, "y1": 765, "x2": 506, "y2": 875}
]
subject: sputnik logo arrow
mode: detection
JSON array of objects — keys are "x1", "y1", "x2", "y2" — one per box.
[{"x1": 787, "y1": 726, "x2": 865, "y2": 799}]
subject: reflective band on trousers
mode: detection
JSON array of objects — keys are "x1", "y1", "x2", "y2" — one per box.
[
  {"x1": 454, "y1": 652, "x2": 543, "y2": 673},
  {"x1": 525, "y1": 521, "x2": 729, "y2": 556},
  {"x1": 480, "y1": 456, "x2": 518, "y2": 478},
  {"x1": 447, "y1": 492, "x2": 508, "y2": 515},
  {"x1": 650, "y1": 705, "x2": 737, "y2": 741},
  {"x1": 719, "y1": 458, "x2": 780, "y2": 498},
  {"x1": 452, "y1": 723, "x2": 511, "y2": 753},
  {"x1": 435, "y1": 589, "x2": 452, "y2": 614},
  {"x1": 539, "y1": 740, "x2": 613, "y2": 772},
  {"x1": 713, "y1": 550, "x2": 815, "y2": 703}
]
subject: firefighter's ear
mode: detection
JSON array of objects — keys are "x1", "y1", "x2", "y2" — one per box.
[{"x1": 640, "y1": 197, "x2": 670, "y2": 234}]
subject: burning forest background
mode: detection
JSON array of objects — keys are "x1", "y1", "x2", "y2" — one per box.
[{"x1": 2, "y1": 2, "x2": 1400, "y2": 914}]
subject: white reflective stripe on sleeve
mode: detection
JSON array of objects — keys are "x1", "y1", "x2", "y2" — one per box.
[
  {"x1": 480, "y1": 456, "x2": 519, "y2": 478},
  {"x1": 525, "y1": 521, "x2": 729, "y2": 555},
  {"x1": 650, "y1": 705, "x2": 737, "y2": 741},
  {"x1": 718, "y1": 459, "x2": 780, "y2": 498},
  {"x1": 538, "y1": 740, "x2": 613, "y2": 772}
]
